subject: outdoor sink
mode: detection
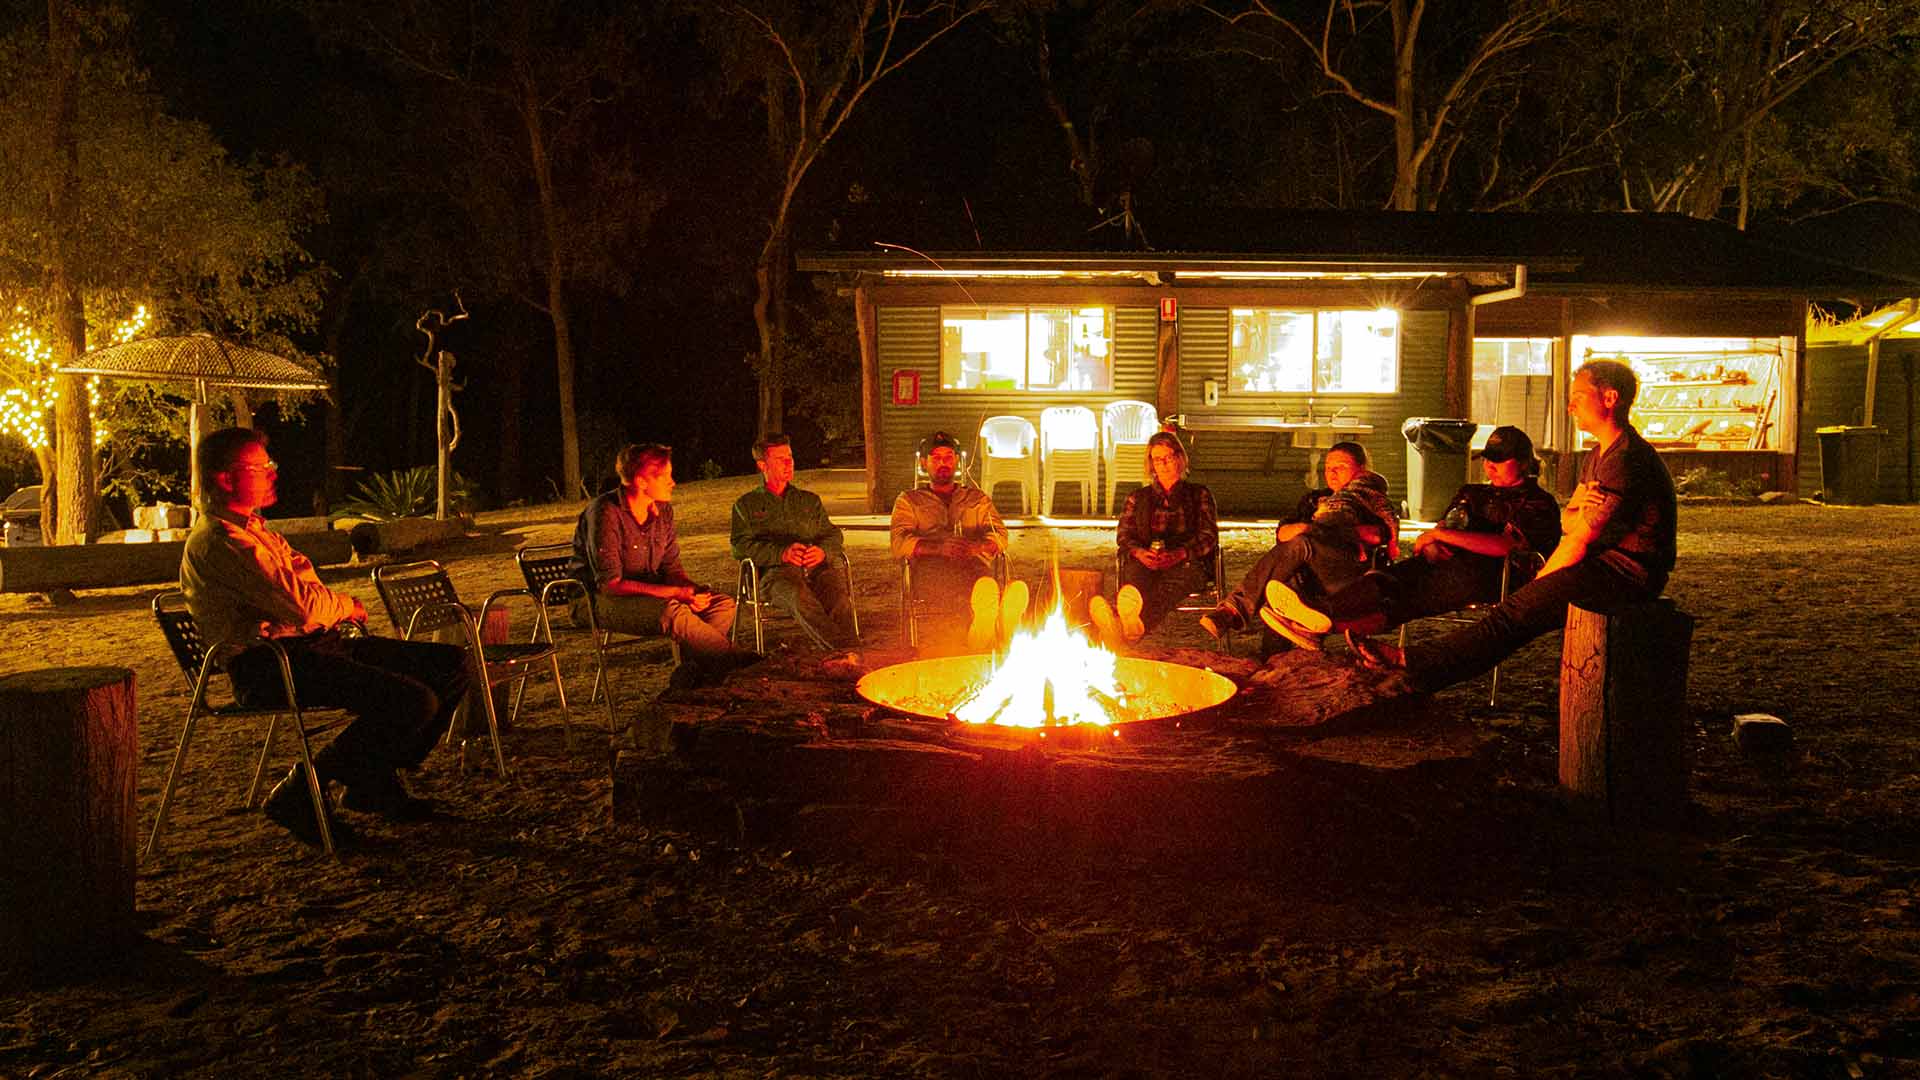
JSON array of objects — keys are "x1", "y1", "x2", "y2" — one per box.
[{"x1": 1288, "y1": 421, "x2": 1368, "y2": 449}]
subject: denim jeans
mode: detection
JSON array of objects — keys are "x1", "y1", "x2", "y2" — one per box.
[
  {"x1": 1401, "y1": 557, "x2": 1662, "y2": 693},
  {"x1": 757, "y1": 562, "x2": 858, "y2": 650},
  {"x1": 1116, "y1": 556, "x2": 1209, "y2": 635}
]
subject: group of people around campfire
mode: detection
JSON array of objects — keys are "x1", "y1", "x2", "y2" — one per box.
[{"x1": 175, "y1": 357, "x2": 1674, "y2": 847}]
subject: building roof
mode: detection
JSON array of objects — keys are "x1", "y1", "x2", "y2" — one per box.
[{"x1": 797, "y1": 207, "x2": 1920, "y2": 295}]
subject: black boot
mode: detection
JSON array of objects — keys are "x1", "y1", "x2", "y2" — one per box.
[
  {"x1": 340, "y1": 769, "x2": 437, "y2": 821},
  {"x1": 261, "y1": 765, "x2": 356, "y2": 847}
]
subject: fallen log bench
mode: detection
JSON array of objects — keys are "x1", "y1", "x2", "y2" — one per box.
[
  {"x1": 0, "y1": 667, "x2": 138, "y2": 982},
  {"x1": 344, "y1": 515, "x2": 469, "y2": 557},
  {"x1": 1558, "y1": 598, "x2": 1696, "y2": 827},
  {"x1": 0, "y1": 525, "x2": 352, "y2": 594}
]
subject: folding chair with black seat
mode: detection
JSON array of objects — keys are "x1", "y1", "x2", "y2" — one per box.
[
  {"x1": 733, "y1": 552, "x2": 861, "y2": 654},
  {"x1": 372, "y1": 559, "x2": 573, "y2": 777},
  {"x1": 899, "y1": 552, "x2": 1009, "y2": 648},
  {"x1": 515, "y1": 543, "x2": 680, "y2": 739},
  {"x1": 146, "y1": 590, "x2": 348, "y2": 859},
  {"x1": 1114, "y1": 546, "x2": 1233, "y2": 653},
  {"x1": 1395, "y1": 549, "x2": 1546, "y2": 705}
]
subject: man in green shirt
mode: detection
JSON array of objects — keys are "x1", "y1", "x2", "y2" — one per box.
[{"x1": 729, "y1": 434, "x2": 859, "y2": 651}]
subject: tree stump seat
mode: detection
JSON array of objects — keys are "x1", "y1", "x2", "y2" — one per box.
[{"x1": 1558, "y1": 598, "x2": 1696, "y2": 827}]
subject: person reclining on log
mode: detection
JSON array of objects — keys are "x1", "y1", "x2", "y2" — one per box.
[
  {"x1": 729, "y1": 433, "x2": 859, "y2": 655},
  {"x1": 1345, "y1": 360, "x2": 1677, "y2": 690},
  {"x1": 572, "y1": 443, "x2": 747, "y2": 685},
  {"x1": 180, "y1": 427, "x2": 471, "y2": 845},
  {"x1": 1088, "y1": 431, "x2": 1218, "y2": 650},
  {"x1": 1201, "y1": 441, "x2": 1398, "y2": 654},
  {"x1": 890, "y1": 431, "x2": 1023, "y2": 652},
  {"x1": 1258, "y1": 425, "x2": 1562, "y2": 649}
]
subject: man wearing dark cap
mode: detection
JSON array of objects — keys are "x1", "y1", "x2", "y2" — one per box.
[
  {"x1": 889, "y1": 431, "x2": 1021, "y2": 651},
  {"x1": 1347, "y1": 361, "x2": 1677, "y2": 691},
  {"x1": 1258, "y1": 425, "x2": 1561, "y2": 647}
]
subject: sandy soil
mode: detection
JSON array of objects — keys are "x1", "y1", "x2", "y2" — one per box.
[{"x1": 2, "y1": 472, "x2": 1917, "y2": 1078}]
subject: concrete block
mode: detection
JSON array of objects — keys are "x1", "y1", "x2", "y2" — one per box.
[{"x1": 1733, "y1": 713, "x2": 1793, "y2": 755}]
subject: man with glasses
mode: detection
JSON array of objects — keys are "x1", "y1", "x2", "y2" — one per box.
[{"x1": 180, "y1": 427, "x2": 472, "y2": 846}]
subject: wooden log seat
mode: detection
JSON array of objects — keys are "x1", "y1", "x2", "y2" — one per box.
[{"x1": 1558, "y1": 599, "x2": 1697, "y2": 827}]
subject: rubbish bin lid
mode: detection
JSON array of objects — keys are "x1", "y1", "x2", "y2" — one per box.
[{"x1": 1401, "y1": 417, "x2": 1479, "y2": 439}]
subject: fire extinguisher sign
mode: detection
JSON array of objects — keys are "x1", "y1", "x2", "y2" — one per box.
[{"x1": 892, "y1": 369, "x2": 920, "y2": 406}]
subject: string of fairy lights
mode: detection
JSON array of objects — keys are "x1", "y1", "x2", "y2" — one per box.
[{"x1": 0, "y1": 305, "x2": 150, "y2": 452}]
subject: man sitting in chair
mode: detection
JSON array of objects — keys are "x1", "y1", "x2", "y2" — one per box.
[
  {"x1": 1259, "y1": 425, "x2": 1561, "y2": 649},
  {"x1": 572, "y1": 443, "x2": 742, "y2": 676},
  {"x1": 1346, "y1": 361, "x2": 1677, "y2": 691},
  {"x1": 729, "y1": 433, "x2": 858, "y2": 652},
  {"x1": 1202, "y1": 441, "x2": 1397, "y2": 654},
  {"x1": 890, "y1": 431, "x2": 1023, "y2": 651},
  {"x1": 180, "y1": 427, "x2": 470, "y2": 845}
]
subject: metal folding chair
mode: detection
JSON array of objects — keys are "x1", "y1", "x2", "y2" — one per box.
[
  {"x1": 515, "y1": 543, "x2": 679, "y2": 740},
  {"x1": 146, "y1": 590, "x2": 348, "y2": 859},
  {"x1": 733, "y1": 552, "x2": 861, "y2": 653},
  {"x1": 899, "y1": 551, "x2": 1009, "y2": 648},
  {"x1": 372, "y1": 559, "x2": 573, "y2": 777},
  {"x1": 1396, "y1": 550, "x2": 1546, "y2": 705},
  {"x1": 1114, "y1": 546, "x2": 1233, "y2": 654}
]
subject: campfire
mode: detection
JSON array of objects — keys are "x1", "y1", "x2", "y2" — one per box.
[{"x1": 856, "y1": 585, "x2": 1236, "y2": 736}]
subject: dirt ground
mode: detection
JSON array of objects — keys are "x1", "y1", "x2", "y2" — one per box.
[{"x1": 2, "y1": 471, "x2": 1917, "y2": 1078}]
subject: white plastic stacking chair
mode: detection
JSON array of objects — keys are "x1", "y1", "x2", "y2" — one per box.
[
  {"x1": 1103, "y1": 400, "x2": 1159, "y2": 512},
  {"x1": 976, "y1": 416, "x2": 1039, "y2": 515},
  {"x1": 1039, "y1": 405, "x2": 1099, "y2": 516}
]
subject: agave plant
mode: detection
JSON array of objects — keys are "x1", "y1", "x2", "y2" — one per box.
[{"x1": 333, "y1": 466, "x2": 478, "y2": 521}]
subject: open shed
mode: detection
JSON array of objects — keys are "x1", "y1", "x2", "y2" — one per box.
[{"x1": 799, "y1": 209, "x2": 1914, "y2": 517}]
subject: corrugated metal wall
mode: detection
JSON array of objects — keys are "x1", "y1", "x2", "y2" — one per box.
[
  {"x1": 875, "y1": 305, "x2": 1454, "y2": 517},
  {"x1": 1800, "y1": 343, "x2": 1918, "y2": 503},
  {"x1": 1175, "y1": 308, "x2": 1452, "y2": 514},
  {"x1": 875, "y1": 305, "x2": 1160, "y2": 514}
]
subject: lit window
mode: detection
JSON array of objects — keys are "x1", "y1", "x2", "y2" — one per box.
[
  {"x1": 1229, "y1": 308, "x2": 1398, "y2": 394},
  {"x1": 941, "y1": 306, "x2": 1113, "y2": 391}
]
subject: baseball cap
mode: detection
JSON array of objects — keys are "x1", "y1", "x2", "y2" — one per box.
[{"x1": 1476, "y1": 425, "x2": 1535, "y2": 464}]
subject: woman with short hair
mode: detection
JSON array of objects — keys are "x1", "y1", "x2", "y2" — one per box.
[{"x1": 1088, "y1": 431, "x2": 1218, "y2": 649}]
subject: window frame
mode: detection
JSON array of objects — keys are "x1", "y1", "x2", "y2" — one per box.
[
  {"x1": 1227, "y1": 307, "x2": 1402, "y2": 396},
  {"x1": 938, "y1": 304, "x2": 1116, "y2": 393}
]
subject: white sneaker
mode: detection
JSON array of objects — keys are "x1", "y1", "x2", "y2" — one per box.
[
  {"x1": 1087, "y1": 595, "x2": 1121, "y2": 650},
  {"x1": 966, "y1": 577, "x2": 1000, "y2": 653},
  {"x1": 1262, "y1": 579, "x2": 1332, "y2": 632},
  {"x1": 1259, "y1": 605, "x2": 1324, "y2": 650},
  {"x1": 1115, "y1": 584, "x2": 1146, "y2": 643}
]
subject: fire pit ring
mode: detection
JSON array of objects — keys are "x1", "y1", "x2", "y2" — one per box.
[{"x1": 856, "y1": 653, "x2": 1239, "y2": 736}]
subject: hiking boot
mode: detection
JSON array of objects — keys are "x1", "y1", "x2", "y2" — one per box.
[
  {"x1": 1199, "y1": 604, "x2": 1243, "y2": 643},
  {"x1": 1087, "y1": 595, "x2": 1122, "y2": 651},
  {"x1": 966, "y1": 577, "x2": 1001, "y2": 653},
  {"x1": 1345, "y1": 628, "x2": 1404, "y2": 672},
  {"x1": 998, "y1": 579, "x2": 1030, "y2": 643},
  {"x1": 261, "y1": 765, "x2": 355, "y2": 848}
]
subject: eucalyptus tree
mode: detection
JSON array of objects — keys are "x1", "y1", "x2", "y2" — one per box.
[
  {"x1": 0, "y1": 7, "x2": 327, "y2": 541},
  {"x1": 701, "y1": 0, "x2": 992, "y2": 439}
]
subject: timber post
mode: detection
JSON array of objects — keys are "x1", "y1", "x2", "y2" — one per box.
[
  {"x1": 0, "y1": 667, "x2": 139, "y2": 981},
  {"x1": 1558, "y1": 599, "x2": 1696, "y2": 827}
]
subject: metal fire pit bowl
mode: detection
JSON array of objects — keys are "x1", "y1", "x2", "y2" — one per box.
[{"x1": 855, "y1": 653, "x2": 1239, "y2": 742}]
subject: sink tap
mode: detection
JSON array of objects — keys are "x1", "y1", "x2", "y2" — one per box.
[{"x1": 1305, "y1": 397, "x2": 1317, "y2": 423}]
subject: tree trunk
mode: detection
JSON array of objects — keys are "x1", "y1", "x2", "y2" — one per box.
[
  {"x1": 45, "y1": 0, "x2": 92, "y2": 546},
  {"x1": 753, "y1": 229, "x2": 787, "y2": 440},
  {"x1": 1558, "y1": 599, "x2": 1696, "y2": 827},
  {"x1": 522, "y1": 77, "x2": 582, "y2": 498},
  {"x1": 0, "y1": 666, "x2": 138, "y2": 981},
  {"x1": 229, "y1": 388, "x2": 254, "y2": 430},
  {"x1": 1388, "y1": 0, "x2": 1419, "y2": 211}
]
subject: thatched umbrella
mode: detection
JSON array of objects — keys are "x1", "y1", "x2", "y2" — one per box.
[{"x1": 56, "y1": 333, "x2": 330, "y2": 511}]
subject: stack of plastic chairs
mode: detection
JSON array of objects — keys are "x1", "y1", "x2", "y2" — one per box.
[
  {"x1": 1039, "y1": 405, "x2": 1099, "y2": 516},
  {"x1": 1103, "y1": 400, "x2": 1160, "y2": 512},
  {"x1": 976, "y1": 416, "x2": 1038, "y2": 514}
]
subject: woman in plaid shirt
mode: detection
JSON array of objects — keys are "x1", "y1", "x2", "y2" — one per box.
[{"x1": 1089, "y1": 432, "x2": 1218, "y2": 648}]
